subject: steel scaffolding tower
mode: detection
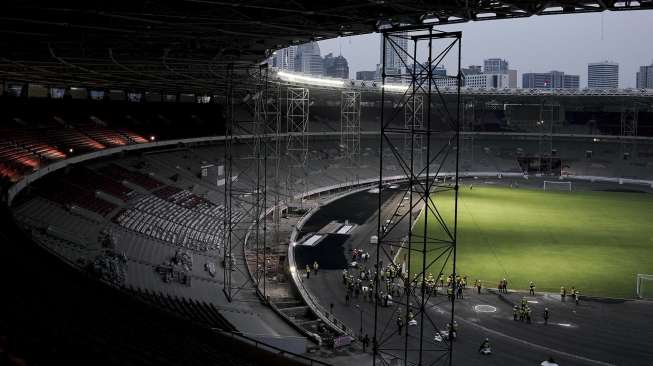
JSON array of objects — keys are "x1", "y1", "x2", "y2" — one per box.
[
  {"x1": 223, "y1": 65, "x2": 275, "y2": 302},
  {"x1": 286, "y1": 87, "x2": 310, "y2": 205},
  {"x1": 251, "y1": 65, "x2": 282, "y2": 298},
  {"x1": 374, "y1": 26, "x2": 462, "y2": 366},
  {"x1": 621, "y1": 105, "x2": 639, "y2": 137},
  {"x1": 620, "y1": 104, "x2": 639, "y2": 166},
  {"x1": 341, "y1": 90, "x2": 362, "y2": 182}
]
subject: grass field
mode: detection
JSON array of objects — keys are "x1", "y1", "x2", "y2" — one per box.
[{"x1": 409, "y1": 185, "x2": 653, "y2": 298}]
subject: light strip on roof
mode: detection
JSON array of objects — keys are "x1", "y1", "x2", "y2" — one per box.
[
  {"x1": 383, "y1": 84, "x2": 409, "y2": 92},
  {"x1": 278, "y1": 71, "x2": 345, "y2": 87}
]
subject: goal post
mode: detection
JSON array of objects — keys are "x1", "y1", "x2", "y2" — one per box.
[
  {"x1": 636, "y1": 274, "x2": 653, "y2": 299},
  {"x1": 543, "y1": 180, "x2": 572, "y2": 192}
]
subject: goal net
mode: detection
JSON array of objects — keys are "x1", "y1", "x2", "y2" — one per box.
[
  {"x1": 636, "y1": 274, "x2": 653, "y2": 299},
  {"x1": 543, "y1": 181, "x2": 572, "y2": 192}
]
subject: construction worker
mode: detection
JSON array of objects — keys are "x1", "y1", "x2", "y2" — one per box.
[
  {"x1": 575, "y1": 290, "x2": 581, "y2": 305},
  {"x1": 529, "y1": 281, "x2": 535, "y2": 296},
  {"x1": 456, "y1": 284, "x2": 464, "y2": 299},
  {"x1": 446, "y1": 321, "x2": 458, "y2": 340},
  {"x1": 478, "y1": 338, "x2": 491, "y2": 355},
  {"x1": 513, "y1": 305, "x2": 519, "y2": 321},
  {"x1": 560, "y1": 286, "x2": 566, "y2": 302},
  {"x1": 313, "y1": 261, "x2": 319, "y2": 275},
  {"x1": 543, "y1": 308, "x2": 550, "y2": 325},
  {"x1": 305, "y1": 264, "x2": 311, "y2": 279}
]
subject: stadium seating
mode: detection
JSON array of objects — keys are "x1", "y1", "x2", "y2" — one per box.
[{"x1": 99, "y1": 164, "x2": 164, "y2": 191}]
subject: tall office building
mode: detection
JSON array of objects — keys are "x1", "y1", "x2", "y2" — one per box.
[
  {"x1": 323, "y1": 53, "x2": 349, "y2": 79},
  {"x1": 636, "y1": 62, "x2": 653, "y2": 89},
  {"x1": 508, "y1": 69, "x2": 518, "y2": 88},
  {"x1": 522, "y1": 71, "x2": 580, "y2": 89},
  {"x1": 379, "y1": 32, "x2": 408, "y2": 81},
  {"x1": 484, "y1": 58, "x2": 509, "y2": 74},
  {"x1": 295, "y1": 42, "x2": 323, "y2": 75},
  {"x1": 588, "y1": 61, "x2": 619, "y2": 88},
  {"x1": 273, "y1": 45, "x2": 298, "y2": 71}
]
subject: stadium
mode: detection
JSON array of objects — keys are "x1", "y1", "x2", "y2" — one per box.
[{"x1": 1, "y1": 2, "x2": 653, "y2": 366}]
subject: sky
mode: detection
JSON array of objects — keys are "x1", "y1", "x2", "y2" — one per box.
[{"x1": 317, "y1": 10, "x2": 653, "y2": 88}]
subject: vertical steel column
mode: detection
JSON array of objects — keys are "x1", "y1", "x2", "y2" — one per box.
[
  {"x1": 341, "y1": 90, "x2": 362, "y2": 184},
  {"x1": 223, "y1": 65, "x2": 271, "y2": 302},
  {"x1": 223, "y1": 63, "x2": 235, "y2": 301},
  {"x1": 373, "y1": 26, "x2": 462, "y2": 366},
  {"x1": 286, "y1": 87, "x2": 310, "y2": 206}
]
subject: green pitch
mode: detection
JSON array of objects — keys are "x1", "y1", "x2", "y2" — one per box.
[{"x1": 409, "y1": 185, "x2": 653, "y2": 298}]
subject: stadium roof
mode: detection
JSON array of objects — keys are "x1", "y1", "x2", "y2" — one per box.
[{"x1": 1, "y1": 1, "x2": 652, "y2": 94}]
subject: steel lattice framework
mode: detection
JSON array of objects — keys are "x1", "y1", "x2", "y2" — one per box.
[
  {"x1": 286, "y1": 87, "x2": 310, "y2": 205},
  {"x1": 341, "y1": 90, "x2": 362, "y2": 179},
  {"x1": 373, "y1": 25, "x2": 462, "y2": 366},
  {"x1": 223, "y1": 65, "x2": 280, "y2": 301}
]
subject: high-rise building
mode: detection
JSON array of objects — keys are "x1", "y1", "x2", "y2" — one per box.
[
  {"x1": 522, "y1": 71, "x2": 579, "y2": 89},
  {"x1": 273, "y1": 45, "x2": 298, "y2": 71},
  {"x1": 356, "y1": 71, "x2": 376, "y2": 81},
  {"x1": 295, "y1": 42, "x2": 323, "y2": 76},
  {"x1": 443, "y1": 73, "x2": 509, "y2": 88},
  {"x1": 323, "y1": 53, "x2": 349, "y2": 79},
  {"x1": 508, "y1": 69, "x2": 518, "y2": 88},
  {"x1": 588, "y1": 61, "x2": 619, "y2": 89},
  {"x1": 379, "y1": 32, "x2": 408, "y2": 81},
  {"x1": 636, "y1": 62, "x2": 653, "y2": 89},
  {"x1": 564, "y1": 75, "x2": 580, "y2": 89},
  {"x1": 484, "y1": 58, "x2": 509, "y2": 74}
]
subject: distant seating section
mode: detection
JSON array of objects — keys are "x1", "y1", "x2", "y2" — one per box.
[
  {"x1": 38, "y1": 179, "x2": 117, "y2": 217},
  {"x1": 78, "y1": 124, "x2": 130, "y2": 147},
  {"x1": 0, "y1": 124, "x2": 147, "y2": 182},
  {"x1": 0, "y1": 141, "x2": 41, "y2": 180},
  {"x1": 46, "y1": 126, "x2": 106, "y2": 152},
  {"x1": 99, "y1": 164, "x2": 164, "y2": 191},
  {"x1": 154, "y1": 186, "x2": 222, "y2": 214},
  {"x1": 113, "y1": 194, "x2": 227, "y2": 252},
  {"x1": 68, "y1": 167, "x2": 134, "y2": 201},
  {"x1": 1, "y1": 128, "x2": 66, "y2": 162}
]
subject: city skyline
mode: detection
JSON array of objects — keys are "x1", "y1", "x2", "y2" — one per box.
[{"x1": 317, "y1": 10, "x2": 653, "y2": 88}]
